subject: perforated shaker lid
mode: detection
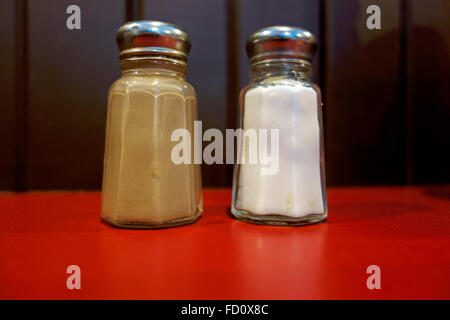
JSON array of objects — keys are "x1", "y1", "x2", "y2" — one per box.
[
  {"x1": 116, "y1": 20, "x2": 191, "y2": 60},
  {"x1": 246, "y1": 26, "x2": 317, "y2": 64}
]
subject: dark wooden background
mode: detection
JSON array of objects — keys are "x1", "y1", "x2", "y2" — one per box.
[{"x1": 0, "y1": 0, "x2": 449, "y2": 190}]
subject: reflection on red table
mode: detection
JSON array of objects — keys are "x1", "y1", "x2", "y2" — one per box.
[{"x1": 0, "y1": 186, "x2": 449, "y2": 299}]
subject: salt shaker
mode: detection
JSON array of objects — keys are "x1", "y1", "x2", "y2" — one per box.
[
  {"x1": 232, "y1": 26, "x2": 327, "y2": 226},
  {"x1": 101, "y1": 21, "x2": 202, "y2": 228}
]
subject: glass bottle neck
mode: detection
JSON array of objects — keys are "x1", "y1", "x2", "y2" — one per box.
[
  {"x1": 120, "y1": 57, "x2": 187, "y2": 80},
  {"x1": 249, "y1": 59, "x2": 312, "y2": 83}
]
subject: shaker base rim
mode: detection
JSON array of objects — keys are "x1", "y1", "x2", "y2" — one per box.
[
  {"x1": 101, "y1": 211, "x2": 202, "y2": 229},
  {"x1": 231, "y1": 207, "x2": 327, "y2": 226}
]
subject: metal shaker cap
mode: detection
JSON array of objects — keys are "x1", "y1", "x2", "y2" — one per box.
[
  {"x1": 116, "y1": 21, "x2": 191, "y2": 60},
  {"x1": 246, "y1": 26, "x2": 317, "y2": 64}
]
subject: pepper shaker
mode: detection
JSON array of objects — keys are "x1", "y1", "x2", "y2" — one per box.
[{"x1": 101, "y1": 21, "x2": 202, "y2": 228}]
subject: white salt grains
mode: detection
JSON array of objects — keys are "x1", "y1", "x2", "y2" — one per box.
[{"x1": 235, "y1": 82, "x2": 325, "y2": 218}]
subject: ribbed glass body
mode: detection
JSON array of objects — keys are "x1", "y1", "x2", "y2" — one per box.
[
  {"x1": 231, "y1": 59, "x2": 327, "y2": 226},
  {"x1": 101, "y1": 58, "x2": 202, "y2": 228}
]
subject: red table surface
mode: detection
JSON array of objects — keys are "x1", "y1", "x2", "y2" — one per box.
[{"x1": 0, "y1": 186, "x2": 449, "y2": 300}]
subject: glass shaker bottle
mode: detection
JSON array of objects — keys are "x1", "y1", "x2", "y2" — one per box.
[
  {"x1": 101, "y1": 21, "x2": 202, "y2": 228},
  {"x1": 232, "y1": 26, "x2": 327, "y2": 226}
]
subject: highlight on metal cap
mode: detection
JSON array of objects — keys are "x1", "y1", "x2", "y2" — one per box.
[
  {"x1": 116, "y1": 20, "x2": 191, "y2": 60},
  {"x1": 246, "y1": 26, "x2": 317, "y2": 64}
]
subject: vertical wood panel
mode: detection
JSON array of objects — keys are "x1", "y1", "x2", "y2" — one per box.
[
  {"x1": 0, "y1": 0, "x2": 17, "y2": 189},
  {"x1": 409, "y1": 0, "x2": 450, "y2": 184},
  {"x1": 27, "y1": 0, "x2": 125, "y2": 189},
  {"x1": 3, "y1": 0, "x2": 447, "y2": 191},
  {"x1": 142, "y1": 0, "x2": 228, "y2": 187},
  {"x1": 325, "y1": 0, "x2": 404, "y2": 186},
  {"x1": 126, "y1": 0, "x2": 144, "y2": 21},
  {"x1": 225, "y1": 0, "x2": 240, "y2": 185}
]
